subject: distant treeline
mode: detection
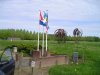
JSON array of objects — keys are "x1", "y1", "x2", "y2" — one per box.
[{"x1": 0, "y1": 29, "x2": 100, "y2": 42}]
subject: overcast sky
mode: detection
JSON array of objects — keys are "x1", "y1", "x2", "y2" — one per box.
[{"x1": 0, "y1": 0, "x2": 100, "y2": 37}]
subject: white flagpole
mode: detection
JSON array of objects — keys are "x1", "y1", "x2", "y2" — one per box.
[
  {"x1": 46, "y1": 10, "x2": 48, "y2": 52},
  {"x1": 42, "y1": 26, "x2": 44, "y2": 56},
  {"x1": 37, "y1": 26, "x2": 39, "y2": 51},
  {"x1": 46, "y1": 31, "x2": 48, "y2": 52},
  {"x1": 37, "y1": 10, "x2": 40, "y2": 51}
]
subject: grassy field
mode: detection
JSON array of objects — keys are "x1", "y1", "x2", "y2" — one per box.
[
  {"x1": 0, "y1": 40, "x2": 100, "y2": 75},
  {"x1": 48, "y1": 41, "x2": 100, "y2": 75}
]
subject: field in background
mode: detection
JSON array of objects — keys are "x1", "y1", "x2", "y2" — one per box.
[{"x1": 0, "y1": 40, "x2": 100, "y2": 75}]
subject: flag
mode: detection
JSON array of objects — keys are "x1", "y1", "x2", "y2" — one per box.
[
  {"x1": 46, "y1": 25, "x2": 49, "y2": 31},
  {"x1": 39, "y1": 10, "x2": 49, "y2": 31},
  {"x1": 39, "y1": 10, "x2": 47, "y2": 26},
  {"x1": 44, "y1": 11, "x2": 49, "y2": 31}
]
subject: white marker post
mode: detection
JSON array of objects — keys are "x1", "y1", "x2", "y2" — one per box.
[
  {"x1": 13, "y1": 47, "x2": 17, "y2": 61},
  {"x1": 14, "y1": 47, "x2": 17, "y2": 53},
  {"x1": 31, "y1": 61, "x2": 36, "y2": 75}
]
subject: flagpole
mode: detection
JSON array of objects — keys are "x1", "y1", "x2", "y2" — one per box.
[
  {"x1": 46, "y1": 31, "x2": 48, "y2": 52},
  {"x1": 42, "y1": 26, "x2": 44, "y2": 56},
  {"x1": 37, "y1": 10, "x2": 40, "y2": 51},
  {"x1": 37, "y1": 25, "x2": 39, "y2": 51}
]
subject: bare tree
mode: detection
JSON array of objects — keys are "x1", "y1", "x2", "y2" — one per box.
[
  {"x1": 73, "y1": 28, "x2": 82, "y2": 37},
  {"x1": 73, "y1": 28, "x2": 83, "y2": 43},
  {"x1": 54, "y1": 29, "x2": 67, "y2": 43}
]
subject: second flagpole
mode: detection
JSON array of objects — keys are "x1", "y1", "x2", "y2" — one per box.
[
  {"x1": 37, "y1": 25, "x2": 39, "y2": 51},
  {"x1": 42, "y1": 26, "x2": 44, "y2": 56},
  {"x1": 46, "y1": 31, "x2": 48, "y2": 52}
]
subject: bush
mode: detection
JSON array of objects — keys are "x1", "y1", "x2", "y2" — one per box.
[{"x1": 10, "y1": 43, "x2": 35, "y2": 56}]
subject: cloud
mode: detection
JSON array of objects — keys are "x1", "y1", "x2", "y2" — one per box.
[{"x1": 0, "y1": 0, "x2": 100, "y2": 37}]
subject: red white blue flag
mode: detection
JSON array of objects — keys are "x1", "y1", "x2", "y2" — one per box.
[
  {"x1": 39, "y1": 10, "x2": 49, "y2": 31},
  {"x1": 39, "y1": 10, "x2": 47, "y2": 26}
]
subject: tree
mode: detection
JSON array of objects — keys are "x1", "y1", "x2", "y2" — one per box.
[
  {"x1": 54, "y1": 29, "x2": 67, "y2": 43},
  {"x1": 73, "y1": 28, "x2": 82, "y2": 37}
]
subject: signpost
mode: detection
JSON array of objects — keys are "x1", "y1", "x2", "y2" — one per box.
[
  {"x1": 13, "y1": 47, "x2": 17, "y2": 53},
  {"x1": 73, "y1": 52, "x2": 78, "y2": 64},
  {"x1": 31, "y1": 61, "x2": 35, "y2": 75},
  {"x1": 13, "y1": 47, "x2": 18, "y2": 61}
]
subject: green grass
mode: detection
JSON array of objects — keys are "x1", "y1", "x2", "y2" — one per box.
[
  {"x1": 49, "y1": 63, "x2": 99, "y2": 75},
  {"x1": 48, "y1": 41, "x2": 100, "y2": 75},
  {"x1": 0, "y1": 40, "x2": 100, "y2": 75},
  {"x1": 0, "y1": 40, "x2": 36, "y2": 49}
]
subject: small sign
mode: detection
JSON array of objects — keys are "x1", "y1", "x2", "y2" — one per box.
[
  {"x1": 31, "y1": 61, "x2": 35, "y2": 67},
  {"x1": 73, "y1": 52, "x2": 78, "y2": 63}
]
